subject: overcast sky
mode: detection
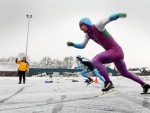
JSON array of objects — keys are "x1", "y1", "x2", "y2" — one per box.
[{"x1": 0, "y1": 0, "x2": 150, "y2": 68}]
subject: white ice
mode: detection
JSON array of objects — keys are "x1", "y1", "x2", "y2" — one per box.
[{"x1": 0, "y1": 76, "x2": 150, "y2": 113}]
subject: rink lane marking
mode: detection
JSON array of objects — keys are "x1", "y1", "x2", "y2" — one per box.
[
  {"x1": 0, "y1": 88, "x2": 117, "y2": 111},
  {"x1": 0, "y1": 91, "x2": 118, "y2": 112},
  {"x1": 0, "y1": 85, "x2": 33, "y2": 104},
  {"x1": 115, "y1": 92, "x2": 150, "y2": 109}
]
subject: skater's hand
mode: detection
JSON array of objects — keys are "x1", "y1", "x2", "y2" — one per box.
[
  {"x1": 120, "y1": 13, "x2": 127, "y2": 18},
  {"x1": 67, "y1": 42, "x2": 74, "y2": 47}
]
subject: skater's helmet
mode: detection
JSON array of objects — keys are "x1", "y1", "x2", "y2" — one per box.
[
  {"x1": 79, "y1": 17, "x2": 93, "y2": 28},
  {"x1": 76, "y1": 55, "x2": 81, "y2": 59}
]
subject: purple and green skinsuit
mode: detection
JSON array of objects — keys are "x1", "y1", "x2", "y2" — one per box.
[{"x1": 72, "y1": 13, "x2": 145, "y2": 86}]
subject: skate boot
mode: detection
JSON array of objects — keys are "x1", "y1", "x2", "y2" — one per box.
[
  {"x1": 102, "y1": 81, "x2": 114, "y2": 92},
  {"x1": 85, "y1": 78, "x2": 94, "y2": 85},
  {"x1": 142, "y1": 84, "x2": 150, "y2": 93},
  {"x1": 84, "y1": 79, "x2": 89, "y2": 83}
]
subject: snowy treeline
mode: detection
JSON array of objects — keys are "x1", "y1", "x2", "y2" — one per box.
[{"x1": 0, "y1": 53, "x2": 75, "y2": 69}]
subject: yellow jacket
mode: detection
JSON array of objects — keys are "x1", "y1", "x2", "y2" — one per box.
[{"x1": 16, "y1": 60, "x2": 29, "y2": 71}]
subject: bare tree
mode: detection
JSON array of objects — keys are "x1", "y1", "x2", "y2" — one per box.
[
  {"x1": 40, "y1": 56, "x2": 52, "y2": 68},
  {"x1": 30, "y1": 61, "x2": 40, "y2": 68},
  {"x1": 8, "y1": 56, "x2": 16, "y2": 63},
  {"x1": 56, "y1": 59, "x2": 62, "y2": 68},
  {"x1": 62, "y1": 56, "x2": 74, "y2": 68},
  {"x1": 0, "y1": 58, "x2": 8, "y2": 62}
]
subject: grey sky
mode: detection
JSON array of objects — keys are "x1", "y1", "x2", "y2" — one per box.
[{"x1": 0, "y1": 0, "x2": 150, "y2": 68}]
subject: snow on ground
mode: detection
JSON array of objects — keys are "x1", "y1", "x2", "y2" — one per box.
[{"x1": 0, "y1": 76, "x2": 150, "y2": 113}]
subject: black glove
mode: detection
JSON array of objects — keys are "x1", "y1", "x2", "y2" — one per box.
[{"x1": 67, "y1": 42, "x2": 74, "y2": 46}]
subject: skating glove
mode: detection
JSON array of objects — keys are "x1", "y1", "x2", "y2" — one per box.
[{"x1": 67, "y1": 42, "x2": 74, "y2": 46}]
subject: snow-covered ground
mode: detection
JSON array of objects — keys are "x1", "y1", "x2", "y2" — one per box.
[{"x1": 0, "y1": 76, "x2": 150, "y2": 113}]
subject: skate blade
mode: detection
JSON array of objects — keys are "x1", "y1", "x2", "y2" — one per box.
[
  {"x1": 99, "y1": 89, "x2": 116, "y2": 96},
  {"x1": 86, "y1": 81, "x2": 94, "y2": 86},
  {"x1": 141, "y1": 92, "x2": 150, "y2": 94}
]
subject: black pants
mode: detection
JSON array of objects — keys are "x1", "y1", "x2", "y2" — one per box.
[{"x1": 18, "y1": 71, "x2": 26, "y2": 84}]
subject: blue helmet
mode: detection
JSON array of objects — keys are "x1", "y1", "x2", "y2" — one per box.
[
  {"x1": 79, "y1": 17, "x2": 93, "y2": 26},
  {"x1": 76, "y1": 55, "x2": 81, "y2": 59}
]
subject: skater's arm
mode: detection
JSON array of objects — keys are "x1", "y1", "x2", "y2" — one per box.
[
  {"x1": 75, "y1": 63, "x2": 83, "y2": 68},
  {"x1": 96, "y1": 13, "x2": 127, "y2": 31},
  {"x1": 67, "y1": 36, "x2": 90, "y2": 49},
  {"x1": 82, "y1": 57, "x2": 90, "y2": 62}
]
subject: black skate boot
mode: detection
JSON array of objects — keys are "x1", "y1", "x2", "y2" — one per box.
[
  {"x1": 86, "y1": 78, "x2": 94, "y2": 85},
  {"x1": 102, "y1": 81, "x2": 114, "y2": 92},
  {"x1": 84, "y1": 79, "x2": 89, "y2": 83},
  {"x1": 142, "y1": 84, "x2": 150, "y2": 93}
]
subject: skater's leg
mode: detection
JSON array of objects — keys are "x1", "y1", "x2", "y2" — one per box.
[
  {"x1": 81, "y1": 69, "x2": 90, "y2": 79},
  {"x1": 92, "y1": 50, "x2": 114, "y2": 82},
  {"x1": 114, "y1": 59, "x2": 145, "y2": 85},
  {"x1": 81, "y1": 69, "x2": 93, "y2": 82},
  {"x1": 93, "y1": 69, "x2": 105, "y2": 82},
  {"x1": 92, "y1": 50, "x2": 118, "y2": 91}
]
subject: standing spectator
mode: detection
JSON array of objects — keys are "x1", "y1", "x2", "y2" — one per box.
[{"x1": 15, "y1": 57, "x2": 29, "y2": 84}]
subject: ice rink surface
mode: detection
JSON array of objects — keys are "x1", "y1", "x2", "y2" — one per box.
[{"x1": 0, "y1": 76, "x2": 150, "y2": 113}]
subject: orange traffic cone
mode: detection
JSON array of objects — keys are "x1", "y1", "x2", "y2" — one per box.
[{"x1": 94, "y1": 76, "x2": 99, "y2": 84}]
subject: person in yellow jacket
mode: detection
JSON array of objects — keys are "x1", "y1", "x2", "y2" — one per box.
[{"x1": 15, "y1": 57, "x2": 29, "y2": 84}]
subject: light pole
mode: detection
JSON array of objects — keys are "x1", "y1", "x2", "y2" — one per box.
[{"x1": 26, "y1": 14, "x2": 32, "y2": 57}]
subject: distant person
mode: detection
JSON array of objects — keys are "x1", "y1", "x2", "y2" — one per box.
[
  {"x1": 67, "y1": 13, "x2": 150, "y2": 93},
  {"x1": 75, "y1": 55, "x2": 105, "y2": 85},
  {"x1": 15, "y1": 57, "x2": 29, "y2": 84}
]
